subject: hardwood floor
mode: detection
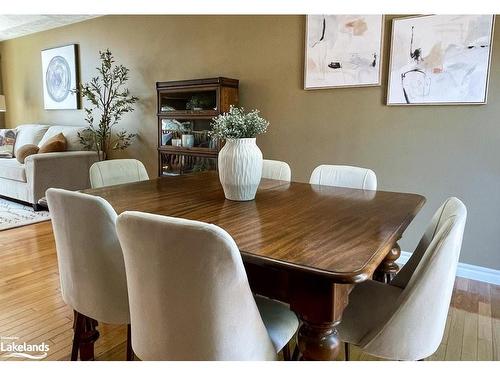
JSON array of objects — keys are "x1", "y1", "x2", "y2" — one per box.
[{"x1": 0, "y1": 221, "x2": 498, "y2": 361}]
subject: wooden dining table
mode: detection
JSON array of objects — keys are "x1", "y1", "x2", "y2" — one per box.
[{"x1": 84, "y1": 171, "x2": 425, "y2": 360}]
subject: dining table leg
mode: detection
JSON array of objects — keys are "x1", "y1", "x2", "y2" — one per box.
[
  {"x1": 244, "y1": 262, "x2": 352, "y2": 361},
  {"x1": 297, "y1": 319, "x2": 341, "y2": 360},
  {"x1": 290, "y1": 277, "x2": 351, "y2": 361},
  {"x1": 374, "y1": 243, "x2": 401, "y2": 283}
]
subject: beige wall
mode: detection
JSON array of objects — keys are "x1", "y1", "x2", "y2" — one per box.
[{"x1": 0, "y1": 15, "x2": 499, "y2": 270}]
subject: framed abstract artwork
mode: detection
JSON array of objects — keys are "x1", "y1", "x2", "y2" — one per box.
[
  {"x1": 41, "y1": 44, "x2": 79, "y2": 109},
  {"x1": 387, "y1": 15, "x2": 495, "y2": 105},
  {"x1": 304, "y1": 15, "x2": 384, "y2": 89}
]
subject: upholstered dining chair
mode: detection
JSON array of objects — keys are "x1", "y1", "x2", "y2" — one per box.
[
  {"x1": 116, "y1": 211, "x2": 299, "y2": 360},
  {"x1": 89, "y1": 159, "x2": 149, "y2": 188},
  {"x1": 309, "y1": 164, "x2": 377, "y2": 190},
  {"x1": 338, "y1": 197, "x2": 467, "y2": 361},
  {"x1": 262, "y1": 159, "x2": 292, "y2": 182},
  {"x1": 46, "y1": 188, "x2": 132, "y2": 361}
]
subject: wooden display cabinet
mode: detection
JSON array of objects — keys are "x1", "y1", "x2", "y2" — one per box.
[{"x1": 156, "y1": 77, "x2": 239, "y2": 176}]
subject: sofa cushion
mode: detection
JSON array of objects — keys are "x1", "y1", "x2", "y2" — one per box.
[
  {"x1": 0, "y1": 158, "x2": 26, "y2": 182},
  {"x1": 39, "y1": 126, "x2": 85, "y2": 151},
  {"x1": 39, "y1": 133, "x2": 67, "y2": 153},
  {"x1": 14, "y1": 125, "x2": 50, "y2": 154},
  {"x1": 15, "y1": 144, "x2": 40, "y2": 164}
]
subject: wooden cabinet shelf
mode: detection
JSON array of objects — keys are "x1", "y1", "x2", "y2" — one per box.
[
  {"x1": 157, "y1": 110, "x2": 219, "y2": 119},
  {"x1": 158, "y1": 145, "x2": 218, "y2": 158},
  {"x1": 156, "y1": 77, "x2": 239, "y2": 176}
]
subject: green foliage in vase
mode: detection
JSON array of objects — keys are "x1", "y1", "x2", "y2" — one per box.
[
  {"x1": 209, "y1": 106, "x2": 269, "y2": 140},
  {"x1": 73, "y1": 49, "x2": 139, "y2": 160}
]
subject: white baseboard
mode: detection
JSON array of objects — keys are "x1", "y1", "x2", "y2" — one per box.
[{"x1": 397, "y1": 251, "x2": 500, "y2": 286}]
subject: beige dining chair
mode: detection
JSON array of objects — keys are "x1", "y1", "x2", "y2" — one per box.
[
  {"x1": 338, "y1": 197, "x2": 467, "y2": 361},
  {"x1": 89, "y1": 159, "x2": 149, "y2": 188},
  {"x1": 46, "y1": 188, "x2": 132, "y2": 361},
  {"x1": 309, "y1": 164, "x2": 377, "y2": 190},
  {"x1": 116, "y1": 211, "x2": 299, "y2": 360},
  {"x1": 262, "y1": 159, "x2": 292, "y2": 182}
]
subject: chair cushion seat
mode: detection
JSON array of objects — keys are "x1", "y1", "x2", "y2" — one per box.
[
  {"x1": 338, "y1": 280, "x2": 403, "y2": 346},
  {"x1": 0, "y1": 158, "x2": 27, "y2": 182},
  {"x1": 255, "y1": 295, "x2": 299, "y2": 352}
]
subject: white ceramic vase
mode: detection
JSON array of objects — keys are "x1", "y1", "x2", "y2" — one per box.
[{"x1": 218, "y1": 138, "x2": 263, "y2": 201}]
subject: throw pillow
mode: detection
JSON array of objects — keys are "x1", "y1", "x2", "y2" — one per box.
[
  {"x1": 0, "y1": 129, "x2": 17, "y2": 158},
  {"x1": 14, "y1": 125, "x2": 49, "y2": 151},
  {"x1": 38, "y1": 126, "x2": 86, "y2": 151},
  {"x1": 15, "y1": 144, "x2": 40, "y2": 164},
  {"x1": 38, "y1": 133, "x2": 67, "y2": 153}
]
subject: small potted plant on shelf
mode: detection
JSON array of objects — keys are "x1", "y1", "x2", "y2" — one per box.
[
  {"x1": 181, "y1": 130, "x2": 195, "y2": 148},
  {"x1": 210, "y1": 106, "x2": 269, "y2": 201},
  {"x1": 186, "y1": 96, "x2": 204, "y2": 111},
  {"x1": 162, "y1": 119, "x2": 189, "y2": 147}
]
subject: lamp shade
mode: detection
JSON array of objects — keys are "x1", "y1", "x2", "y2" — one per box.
[{"x1": 0, "y1": 95, "x2": 5, "y2": 112}]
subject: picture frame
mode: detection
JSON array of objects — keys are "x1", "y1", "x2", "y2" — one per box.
[
  {"x1": 304, "y1": 15, "x2": 385, "y2": 90},
  {"x1": 41, "y1": 44, "x2": 79, "y2": 110},
  {"x1": 387, "y1": 15, "x2": 495, "y2": 106}
]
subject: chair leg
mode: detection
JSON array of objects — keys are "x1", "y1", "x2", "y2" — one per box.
[
  {"x1": 126, "y1": 324, "x2": 134, "y2": 361},
  {"x1": 282, "y1": 342, "x2": 291, "y2": 361},
  {"x1": 344, "y1": 342, "x2": 350, "y2": 361},
  {"x1": 70, "y1": 310, "x2": 100, "y2": 361},
  {"x1": 80, "y1": 315, "x2": 99, "y2": 360},
  {"x1": 292, "y1": 343, "x2": 301, "y2": 361},
  {"x1": 71, "y1": 311, "x2": 83, "y2": 361}
]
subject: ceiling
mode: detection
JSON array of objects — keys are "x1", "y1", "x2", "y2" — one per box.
[{"x1": 0, "y1": 15, "x2": 99, "y2": 42}]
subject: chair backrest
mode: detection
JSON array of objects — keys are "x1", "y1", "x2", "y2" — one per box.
[
  {"x1": 89, "y1": 159, "x2": 149, "y2": 188},
  {"x1": 262, "y1": 159, "x2": 291, "y2": 182},
  {"x1": 391, "y1": 198, "x2": 464, "y2": 288},
  {"x1": 46, "y1": 188, "x2": 129, "y2": 324},
  {"x1": 309, "y1": 164, "x2": 377, "y2": 190},
  {"x1": 116, "y1": 211, "x2": 276, "y2": 360},
  {"x1": 363, "y1": 197, "x2": 467, "y2": 360}
]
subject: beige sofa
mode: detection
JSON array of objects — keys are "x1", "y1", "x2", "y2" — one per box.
[{"x1": 0, "y1": 124, "x2": 99, "y2": 210}]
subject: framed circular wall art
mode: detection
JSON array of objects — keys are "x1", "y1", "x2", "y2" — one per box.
[{"x1": 41, "y1": 44, "x2": 79, "y2": 109}]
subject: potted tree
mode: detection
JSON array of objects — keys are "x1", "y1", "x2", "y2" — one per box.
[
  {"x1": 210, "y1": 106, "x2": 269, "y2": 201},
  {"x1": 74, "y1": 49, "x2": 138, "y2": 160}
]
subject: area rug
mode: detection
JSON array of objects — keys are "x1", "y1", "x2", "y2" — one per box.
[{"x1": 0, "y1": 198, "x2": 50, "y2": 231}]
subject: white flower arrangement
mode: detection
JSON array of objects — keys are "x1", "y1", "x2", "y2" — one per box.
[{"x1": 210, "y1": 106, "x2": 269, "y2": 139}]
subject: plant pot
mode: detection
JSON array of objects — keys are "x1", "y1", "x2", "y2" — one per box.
[
  {"x1": 218, "y1": 138, "x2": 263, "y2": 201},
  {"x1": 181, "y1": 134, "x2": 195, "y2": 148}
]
